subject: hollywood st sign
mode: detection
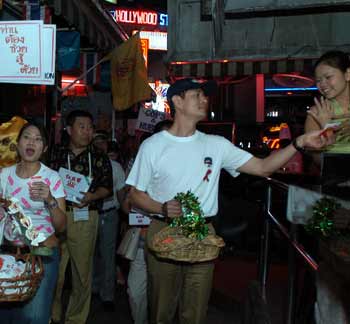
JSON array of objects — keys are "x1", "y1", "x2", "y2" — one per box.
[{"x1": 110, "y1": 9, "x2": 168, "y2": 27}]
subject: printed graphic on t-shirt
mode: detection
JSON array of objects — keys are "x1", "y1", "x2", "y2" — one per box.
[
  {"x1": 203, "y1": 156, "x2": 213, "y2": 182},
  {"x1": 0, "y1": 165, "x2": 64, "y2": 236},
  {"x1": 7, "y1": 175, "x2": 62, "y2": 234}
]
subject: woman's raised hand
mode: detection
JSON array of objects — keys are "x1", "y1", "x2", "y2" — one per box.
[{"x1": 307, "y1": 97, "x2": 334, "y2": 129}]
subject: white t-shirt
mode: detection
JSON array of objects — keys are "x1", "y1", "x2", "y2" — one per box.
[
  {"x1": 102, "y1": 160, "x2": 125, "y2": 211},
  {"x1": 0, "y1": 163, "x2": 66, "y2": 237},
  {"x1": 126, "y1": 130, "x2": 253, "y2": 217}
]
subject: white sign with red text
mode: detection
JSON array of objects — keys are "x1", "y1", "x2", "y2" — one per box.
[
  {"x1": 129, "y1": 212, "x2": 151, "y2": 226},
  {"x1": 58, "y1": 168, "x2": 90, "y2": 204},
  {"x1": 0, "y1": 21, "x2": 56, "y2": 85}
]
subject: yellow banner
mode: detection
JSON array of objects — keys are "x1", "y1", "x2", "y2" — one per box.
[{"x1": 109, "y1": 33, "x2": 153, "y2": 111}]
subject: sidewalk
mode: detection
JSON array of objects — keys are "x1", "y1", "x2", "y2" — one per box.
[
  {"x1": 60, "y1": 254, "x2": 288, "y2": 324},
  {"x1": 87, "y1": 285, "x2": 242, "y2": 324}
]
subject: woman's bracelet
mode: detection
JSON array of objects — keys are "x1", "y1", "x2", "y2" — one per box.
[{"x1": 45, "y1": 198, "x2": 59, "y2": 210}]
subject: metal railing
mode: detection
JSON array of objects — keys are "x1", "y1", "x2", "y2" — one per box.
[{"x1": 258, "y1": 177, "x2": 319, "y2": 324}]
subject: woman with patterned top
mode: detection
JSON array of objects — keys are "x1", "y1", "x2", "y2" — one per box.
[{"x1": 0, "y1": 122, "x2": 66, "y2": 324}]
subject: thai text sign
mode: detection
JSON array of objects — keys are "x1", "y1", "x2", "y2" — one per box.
[
  {"x1": 136, "y1": 107, "x2": 167, "y2": 133},
  {"x1": 0, "y1": 21, "x2": 56, "y2": 85}
]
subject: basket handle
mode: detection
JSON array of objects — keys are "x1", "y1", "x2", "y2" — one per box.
[
  {"x1": 31, "y1": 255, "x2": 44, "y2": 275},
  {"x1": 14, "y1": 246, "x2": 30, "y2": 262}
]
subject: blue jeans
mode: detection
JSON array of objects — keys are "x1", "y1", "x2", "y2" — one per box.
[{"x1": 0, "y1": 247, "x2": 60, "y2": 324}]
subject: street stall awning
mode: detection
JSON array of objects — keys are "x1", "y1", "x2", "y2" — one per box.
[
  {"x1": 169, "y1": 57, "x2": 318, "y2": 80},
  {"x1": 1, "y1": 0, "x2": 23, "y2": 20},
  {"x1": 53, "y1": 0, "x2": 127, "y2": 50}
]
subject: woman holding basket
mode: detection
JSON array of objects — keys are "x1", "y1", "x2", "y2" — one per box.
[{"x1": 0, "y1": 122, "x2": 66, "y2": 324}]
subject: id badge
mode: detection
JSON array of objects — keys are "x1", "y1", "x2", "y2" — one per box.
[{"x1": 73, "y1": 206, "x2": 89, "y2": 222}]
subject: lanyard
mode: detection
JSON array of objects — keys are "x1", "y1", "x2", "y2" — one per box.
[{"x1": 67, "y1": 151, "x2": 92, "y2": 179}]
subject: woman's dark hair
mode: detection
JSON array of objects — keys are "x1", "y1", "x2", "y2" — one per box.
[
  {"x1": 66, "y1": 110, "x2": 94, "y2": 127},
  {"x1": 314, "y1": 50, "x2": 350, "y2": 73},
  {"x1": 17, "y1": 122, "x2": 48, "y2": 147}
]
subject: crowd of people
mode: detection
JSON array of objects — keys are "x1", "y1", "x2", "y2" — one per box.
[{"x1": 0, "y1": 49, "x2": 346, "y2": 324}]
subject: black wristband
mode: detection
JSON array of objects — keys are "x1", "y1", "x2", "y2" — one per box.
[{"x1": 292, "y1": 138, "x2": 306, "y2": 153}]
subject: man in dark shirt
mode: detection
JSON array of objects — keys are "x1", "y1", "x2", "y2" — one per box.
[{"x1": 51, "y1": 110, "x2": 112, "y2": 324}]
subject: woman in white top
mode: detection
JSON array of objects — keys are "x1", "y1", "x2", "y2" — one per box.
[{"x1": 0, "y1": 122, "x2": 66, "y2": 324}]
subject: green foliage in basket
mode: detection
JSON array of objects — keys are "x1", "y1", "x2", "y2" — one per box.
[
  {"x1": 305, "y1": 197, "x2": 341, "y2": 237},
  {"x1": 170, "y1": 191, "x2": 209, "y2": 240}
]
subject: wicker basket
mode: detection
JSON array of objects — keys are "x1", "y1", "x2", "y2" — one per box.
[
  {"x1": 149, "y1": 226, "x2": 225, "y2": 263},
  {"x1": 0, "y1": 252, "x2": 44, "y2": 302}
]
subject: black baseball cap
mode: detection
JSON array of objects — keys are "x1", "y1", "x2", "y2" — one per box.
[{"x1": 166, "y1": 78, "x2": 218, "y2": 103}]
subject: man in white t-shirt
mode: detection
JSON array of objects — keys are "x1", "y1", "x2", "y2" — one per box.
[{"x1": 126, "y1": 78, "x2": 334, "y2": 324}]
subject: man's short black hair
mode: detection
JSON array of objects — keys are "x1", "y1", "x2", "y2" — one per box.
[{"x1": 66, "y1": 110, "x2": 94, "y2": 127}]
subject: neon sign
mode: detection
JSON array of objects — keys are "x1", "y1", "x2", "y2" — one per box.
[
  {"x1": 159, "y1": 14, "x2": 168, "y2": 26},
  {"x1": 110, "y1": 9, "x2": 168, "y2": 27},
  {"x1": 132, "y1": 30, "x2": 167, "y2": 51},
  {"x1": 140, "y1": 38, "x2": 149, "y2": 67}
]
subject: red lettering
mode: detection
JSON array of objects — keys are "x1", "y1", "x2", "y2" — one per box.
[{"x1": 115, "y1": 9, "x2": 157, "y2": 26}]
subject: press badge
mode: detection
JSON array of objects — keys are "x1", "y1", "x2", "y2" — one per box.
[{"x1": 73, "y1": 206, "x2": 89, "y2": 222}]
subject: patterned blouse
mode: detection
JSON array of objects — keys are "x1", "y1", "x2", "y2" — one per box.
[
  {"x1": 0, "y1": 163, "x2": 65, "y2": 243},
  {"x1": 50, "y1": 145, "x2": 112, "y2": 209}
]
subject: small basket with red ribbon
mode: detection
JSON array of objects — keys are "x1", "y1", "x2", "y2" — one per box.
[
  {"x1": 0, "y1": 248, "x2": 44, "y2": 302},
  {"x1": 0, "y1": 198, "x2": 45, "y2": 302}
]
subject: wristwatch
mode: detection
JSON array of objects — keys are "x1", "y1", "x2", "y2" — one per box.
[
  {"x1": 292, "y1": 138, "x2": 306, "y2": 153},
  {"x1": 45, "y1": 198, "x2": 59, "y2": 210}
]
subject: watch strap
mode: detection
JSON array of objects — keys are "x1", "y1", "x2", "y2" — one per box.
[{"x1": 292, "y1": 138, "x2": 306, "y2": 153}]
